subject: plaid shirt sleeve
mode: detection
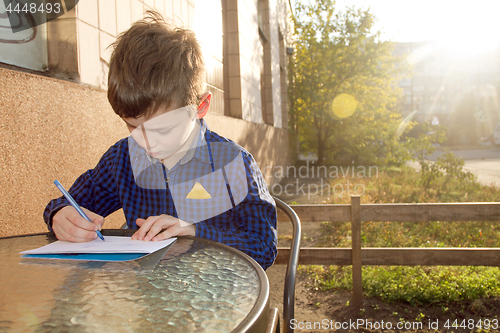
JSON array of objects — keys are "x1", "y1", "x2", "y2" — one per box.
[
  {"x1": 43, "y1": 141, "x2": 124, "y2": 231},
  {"x1": 195, "y1": 150, "x2": 278, "y2": 270}
]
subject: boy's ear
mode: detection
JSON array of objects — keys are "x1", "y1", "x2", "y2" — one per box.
[{"x1": 197, "y1": 92, "x2": 211, "y2": 119}]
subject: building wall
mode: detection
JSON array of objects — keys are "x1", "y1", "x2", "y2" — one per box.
[
  {"x1": 0, "y1": 67, "x2": 288, "y2": 237},
  {"x1": 2, "y1": 0, "x2": 293, "y2": 124},
  {"x1": 224, "y1": 0, "x2": 292, "y2": 127},
  {"x1": 0, "y1": 0, "x2": 292, "y2": 237},
  {"x1": 46, "y1": 0, "x2": 197, "y2": 89},
  {"x1": 0, "y1": 68, "x2": 129, "y2": 237},
  {"x1": 42, "y1": 0, "x2": 293, "y2": 122}
]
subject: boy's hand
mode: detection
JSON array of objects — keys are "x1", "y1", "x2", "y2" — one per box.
[
  {"x1": 52, "y1": 206, "x2": 104, "y2": 242},
  {"x1": 132, "y1": 215, "x2": 195, "y2": 241}
]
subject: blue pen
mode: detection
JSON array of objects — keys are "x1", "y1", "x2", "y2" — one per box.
[{"x1": 53, "y1": 180, "x2": 105, "y2": 241}]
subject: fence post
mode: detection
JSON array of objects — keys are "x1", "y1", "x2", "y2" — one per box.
[{"x1": 351, "y1": 195, "x2": 362, "y2": 309}]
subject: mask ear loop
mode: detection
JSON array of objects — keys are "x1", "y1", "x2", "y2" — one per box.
[
  {"x1": 206, "y1": 140, "x2": 236, "y2": 210},
  {"x1": 191, "y1": 104, "x2": 200, "y2": 120},
  {"x1": 141, "y1": 125, "x2": 152, "y2": 152}
]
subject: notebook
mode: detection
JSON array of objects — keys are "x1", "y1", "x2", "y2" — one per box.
[{"x1": 20, "y1": 236, "x2": 177, "y2": 262}]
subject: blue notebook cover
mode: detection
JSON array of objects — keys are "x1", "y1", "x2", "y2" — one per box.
[{"x1": 22, "y1": 253, "x2": 148, "y2": 261}]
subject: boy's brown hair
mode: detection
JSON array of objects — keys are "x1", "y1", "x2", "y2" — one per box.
[{"x1": 108, "y1": 11, "x2": 205, "y2": 119}]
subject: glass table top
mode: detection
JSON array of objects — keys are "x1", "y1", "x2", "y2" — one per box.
[{"x1": 0, "y1": 232, "x2": 268, "y2": 332}]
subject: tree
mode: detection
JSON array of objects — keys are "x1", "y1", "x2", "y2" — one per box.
[
  {"x1": 289, "y1": 0, "x2": 408, "y2": 165},
  {"x1": 448, "y1": 86, "x2": 499, "y2": 145}
]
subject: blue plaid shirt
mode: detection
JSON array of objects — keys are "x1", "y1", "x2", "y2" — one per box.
[{"x1": 43, "y1": 120, "x2": 278, "y2": 269}]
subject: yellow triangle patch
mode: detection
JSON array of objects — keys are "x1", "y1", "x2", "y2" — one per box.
[{"x1": 186, "y1": 182, "x2": 212, "y2": 199}]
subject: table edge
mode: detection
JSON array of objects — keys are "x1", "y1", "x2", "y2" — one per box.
[{"x1": 2, "y1": 230, "x2": 270, "y2": 333}]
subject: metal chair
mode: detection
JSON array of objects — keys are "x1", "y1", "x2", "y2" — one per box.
[{"x1": 272, "y1": 196, "x2": 302, "y2": 333}]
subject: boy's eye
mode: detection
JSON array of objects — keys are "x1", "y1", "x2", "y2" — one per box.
[{"x1": 158, "y1": 129, "x2": 171, "y2": 135}]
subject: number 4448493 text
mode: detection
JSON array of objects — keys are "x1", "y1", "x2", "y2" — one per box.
[
  {"x1": 6, "y1": 2, "x2": 61, "y2": 14},
  {"x1": 444, "y1": 319, "x2": 498, "y2": 330}
]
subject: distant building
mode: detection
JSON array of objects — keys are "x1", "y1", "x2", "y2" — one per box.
[{"x1": 394, "y1": 41, "x2": 500, "y2": 126}]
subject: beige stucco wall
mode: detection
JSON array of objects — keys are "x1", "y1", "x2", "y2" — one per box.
[
  {"x1": 205, "y1": 112, "x2": 289, "y2": 183},
  {"x1": 0, "y1": 68, "x2": 128, "y2": 237},
  {"x1": 0, "y1": 67, "x2": 288, "y2": 238}
]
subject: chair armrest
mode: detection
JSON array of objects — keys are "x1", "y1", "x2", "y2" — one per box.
[{"x1": 274, "y1": 196, "x2": 301, "y2": 333}]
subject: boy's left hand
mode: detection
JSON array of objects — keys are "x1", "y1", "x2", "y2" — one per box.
[{"x1": 131, "y1": 214, "x2": 195, "y2": 241}]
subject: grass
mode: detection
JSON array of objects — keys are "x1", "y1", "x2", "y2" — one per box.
[
  {"x1": 301, "y1": 162, "x2": 500, "y2": 306},
  {"x1": 327, "y1": 165, "x2": 500, "y2": 205},
  {"x1": 302, "y1": 265, "x2": 500, "y2": 306}
]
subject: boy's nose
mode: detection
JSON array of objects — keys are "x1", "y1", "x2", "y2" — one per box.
[
  {"x1": 141, "y1": 129, "x2": 160, "y2": 148},
  {"x1": 131, "y1": 128, "x2": 158, "y2": 151},
  {"x1": 144, "y1": 133, "x2": 158, "y2": 148}
]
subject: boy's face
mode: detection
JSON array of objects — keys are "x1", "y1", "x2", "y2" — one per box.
[{"x1": 124, "y1": 105, "x2": 198, "y2": 161}]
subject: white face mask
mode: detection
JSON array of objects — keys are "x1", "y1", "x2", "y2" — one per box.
[{"x1": 125, "y1": 105, "x2": 198, "y2": 161}]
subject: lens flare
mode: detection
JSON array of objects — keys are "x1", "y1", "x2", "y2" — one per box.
[{"x1": 331, "y1": 94, "x2": 357, "y2": 119}]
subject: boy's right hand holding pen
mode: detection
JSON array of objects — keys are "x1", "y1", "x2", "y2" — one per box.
[{"x1": 52, "y1": 206, "x2": 104, "y2": 242}]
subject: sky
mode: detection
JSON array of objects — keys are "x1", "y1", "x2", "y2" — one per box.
[{"x1": 292, "y1": 0, "x2": 500, "y2": 46}]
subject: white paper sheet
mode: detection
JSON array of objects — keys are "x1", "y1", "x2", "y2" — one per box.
[{"x1": 20, "y1": 236, "x2": 177, "y2": 255}]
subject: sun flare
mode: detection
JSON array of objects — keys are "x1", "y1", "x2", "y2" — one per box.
[{"x1": 336, "y1": 0, "x2": 500, "y2": 56}]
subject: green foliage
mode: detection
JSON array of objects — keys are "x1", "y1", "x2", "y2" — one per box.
[
  {"x1": 401, "y1": 121, "x2": 445, "y2": 165},
  {"x1": 419, "y1": 151, "x2": 474, "y2": 190},
  {"x1": 301, "y1": 266, "x2": 500, "y2": 306},
  {"x1": 322, "y1": 218, "x2": 500, "y2": 250},
  {"x1": 384, "y1": 120, "x2": 448, "y2": 169},
  {"x1": 302, "y1": 166, "x2": 500, "y2": 305},
  {"x1": 321, "y1": 163, "x2": 495, "y2": 206},
  {"x1": 448, "y1": 87, "x2": 500, "y2": 145},
  {"x1": 290, "y1": 0, "x2": 409, "y2": 165},
  {"x1": 404, "y1": 121, "x2": 435, "y2": 139}
]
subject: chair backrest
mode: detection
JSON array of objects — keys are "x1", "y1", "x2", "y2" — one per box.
[{"x1": 273, "y1": 196, "x2": 302, "y2": 333}]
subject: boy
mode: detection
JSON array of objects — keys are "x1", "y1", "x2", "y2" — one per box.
[{"x1": 43, "y1": 12, "x2": 278, "y2": 270}]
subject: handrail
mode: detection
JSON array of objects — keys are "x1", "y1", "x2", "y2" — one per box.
[{"x1": 274, "y1": 196, "x2": 301, "y2": 333}]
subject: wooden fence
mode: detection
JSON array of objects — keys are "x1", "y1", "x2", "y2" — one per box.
[{"x1": 274, "y1": 196, "x2": 500, "y2": 308}]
